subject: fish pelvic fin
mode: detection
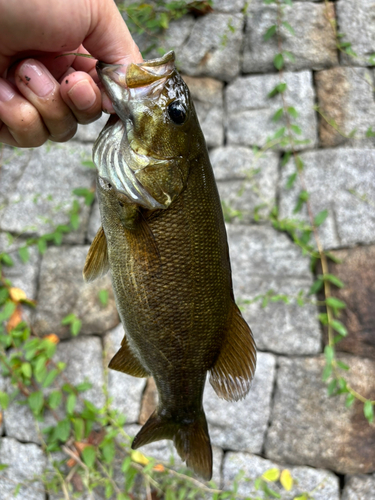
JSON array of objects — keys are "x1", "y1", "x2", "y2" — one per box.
[
  {"x1": 83, "y1": 226, "x2": 109, "y2": 282},
  {"x1": 108, "y1": 336, "x2": 149, "y2": 378},
  {"x1": 132, "y1": 409, "x2": 212, "y2": 481},
  {"x1": 209, "y1": 302, "x2": 257, "y2": 402}
]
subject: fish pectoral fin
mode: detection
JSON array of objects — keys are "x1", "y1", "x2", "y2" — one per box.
[
  {"x1": 83, "y1": 226, "x2": 109, "y2": 282},
  {"x1": 132, "y1": 409, "x2": 212, "y2": 481},
  {"x1": 108, "y1": 336, "x2": 149, "y2": 378},
  {"x1": 209, "y1": 302, "x2": 257, "y2": 402}
]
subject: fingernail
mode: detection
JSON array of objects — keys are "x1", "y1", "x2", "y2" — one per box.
[
  {"x1": 20, "y1": 60, "x2": 55, "y2": 97},
  {"x1": 68, "y1": 80, "x2": 97, "y2": 111},
  {"x1": 0, "y1": 78, "x2": 16, "y2": 102}
]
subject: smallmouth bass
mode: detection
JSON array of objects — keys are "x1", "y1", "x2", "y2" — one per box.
[{"x1": 84, "y1": 51, "x2": 256, "y2": 480}]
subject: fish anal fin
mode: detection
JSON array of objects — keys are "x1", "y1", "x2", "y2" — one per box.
[
  {"x1": 132, "y1": 409, "x2": 212, "y2": 481},
  {"x1": 83, "y1": 226, "x2": 109, "y2": 282},
  {"x1": 108, "y1": 336, "x2": 149, "y2": 378},
  {"x1": 209, "y1": 302, "x2": 257, "y2": 402}
]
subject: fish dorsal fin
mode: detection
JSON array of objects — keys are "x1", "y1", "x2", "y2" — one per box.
[
  {"x1": 109, "y1": 336, "x2": 149, "y2": 378},
  {"x1": 209, "y1": 302, "x2": 257, "y2": 402},
  {"x1": 83, "y1": 226, "x2": 109, "y2": 282}
]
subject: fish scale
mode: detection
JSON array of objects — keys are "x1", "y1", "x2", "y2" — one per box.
[{"x1": 84, "y1": 51, "x2": 256, "y2": 480}]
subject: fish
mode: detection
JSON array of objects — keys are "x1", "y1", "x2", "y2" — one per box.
[{"x1": 83, "y1": 51, "x2": 256, "y2": 481}]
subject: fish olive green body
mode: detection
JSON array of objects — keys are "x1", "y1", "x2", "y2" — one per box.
[{"x1": 84, "y1": 51, "x2": 256, "y2": 480}]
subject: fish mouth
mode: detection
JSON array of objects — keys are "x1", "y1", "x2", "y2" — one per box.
[
  {"x1": 96, "y1": 51, "x2": 175, "y2": 113},
  {"x1": 93, "y1": 52, "x2": 176, "y2": 209}
]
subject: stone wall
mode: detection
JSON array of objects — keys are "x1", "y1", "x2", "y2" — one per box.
[{"x1": 1, "y1": 0, "x2": 375, "y2": 498}]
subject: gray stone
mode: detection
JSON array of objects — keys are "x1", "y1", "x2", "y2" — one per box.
[
  {"x1": 279, "y1": 149, "x2": 375, "y2": 249},
  {"x1": 0, "y1": 437, "x2": 46, "y2": 500},
  {"x1": 0, "y1": 142, "x2": 95, "y2": 244},
  {"x1": 336, "y1": 0, "x2": 375, "y2": 66},
  {"x1": 210, "y1": 146, "x2": 279, "y2": 221},
  {"x1": 211, "y1": 0, "x2": 246, "y2": 12},
  {"x1": 315, "y1": 67, "x2": 375, "y2": 147},
  {"x1": 183, "y1": 75, "x2": 224, "y2": 148},
  {"x1": 205, "y1": 352, "x2": 276, "y2": 453},
  {"x1": 223, "y1": 452, "x2": 340, "y2": 500},
  {"x1": 265, "y1": 355, "x2": 375, "y2": 474},
  {"x1": 74, "y1": 113, "x2": 109, "y2": 143},
  {"x1": 0, "y1": 147, "x2": 32, "y2": 207},
  {"x1": 2, "y1": 242, "x2": 41, "y2": 301},
  {"x1": 178, "y1": 13, "x2": 244, "y2": 81},
  {"x1": 226, "y1": 71, "x2": 318, "y2": 150},
  {"x1": 244, "y1": 2, "x2": 337, "y2": 73},
  {"x1": 54, "y1": 336, "x2": 106, "y2": 409},
  {"x1": 342, "y1": 474, "x2": 375, "y2": 500},
  {"x1": 104, "y1": 324, "x2": 146, "y2": 424},
  {"x1": 33, "y1": 245, "x2": 119, "y2": 338},
  {"x1": 227, "y1": 224, "x2": 321, "y2": 354},
  {"x1": 87, "y1": 199, "x2": 101, "y2": 242},
  {"x1": 4, "y1": 336, "x2": 105, "y2": 444}
]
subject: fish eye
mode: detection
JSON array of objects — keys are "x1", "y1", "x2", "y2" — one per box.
[{"x1": 168, "y1": 100, "x2": 187, "y2": 125}]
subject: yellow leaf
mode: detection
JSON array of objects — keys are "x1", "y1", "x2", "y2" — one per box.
[
  {"x1": 131, "y1": 450, "x2": 149, "y2": 465},
  {"x1": 7, "y1": 307, "x2": 23, "y2": 332},
  {"x1": 280, "y1": 469, "x2": 293, "y2": 491},
  {"x1": 153, "y1": 463, "x2": 165, "y2": 472},
  {"x1": 9, "y1": 287, "x2": 27, "y2": 302},
  {"x1": 44, "y1": 333, "x2": 60, "y2": 344},
  {"x1": 262, "y1": 468, "x2": 280, "y2": 482}
]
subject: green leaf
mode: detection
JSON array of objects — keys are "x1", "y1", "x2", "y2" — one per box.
[
  {"x1": 262, "y1": 468, "x2": 280, "y2": 482},
  {"x1": 327, "y1": 378, "x2": 337, "y2": 396},
  {"x1": 268, "y1": 82, "x2": 287, "y2": 97},
  {"x1": 364, "y1": 400, "x2": 374, "y2": 423},
  {"x1": 82, "y1": 445, "x2": 96, "y2": 467},
  {"x1": 101, "y1": 441, "x2": 115, "y2": 464},
  {"x1": 324, "y1": 345, "x2": 334, "y2": 364},
  {"x1": 37, "y1": 238, "x2": 47, "y2": 254},
  {"x1": 73, "y1": 418, "x2": 84, "y2": 441},
  {"x1": 326, "y1": 297, "x2": 346, "y2": 310},
  {"x1": 337, "y1": 360, "x2": 350, "y2": 371},
  {"x1": 0, "y1": 300, "x2": 16, "y2": 322},
  {"x1": 81, "y1": 160, "x2": 96, "y2": 169},
  {"x1": 322, "y1": 363, "x2": 332, "y2": 381},
  {"x1": 70, "y1": 212, "x2": 79, "y2": 230},
  {"x1": 264, "y1": 25, "x2": 277, "y2": 41},
  {"x1": 331, "y1": 320, "x2": 348, "y2": 337},
  {"x1": 61, "y1": 313, "x2": 76, "y2": 325},
  {"x1": 314, "y1": 209, "x2": 328, "y2": 227},
  {"x1": 76, "y1": 381, "x2": 92, "y2": 392},
  {"x1": 345, "y1": 393, "x2": 355, "y2": 408},
  {"x1": 98, "y1": 289, "x2": 109, "y2": 306},
  {"x1": 287, "y1": 106, "x2": 298, "y2": 118},
  {"x1": 0, "y1": 391, "x2": 9, "y2": 410},
  {"x1": 42, "y1": 369, "x2": 59, "y2": 388},
  {"x1": 309, "y1": 278, "x2": 323, "y2": 295},
  {"x1": 323, "y1": 273, "x2": 344, "y2": 288},
  {"x1": 282, "y1": 21, "x2": 295, "y2": 35},
  {"x1": 273, "y1": 53, "x2": 284, "y2": 70},
  {"x1": 18, "y1": 246, "x2": 29, "y2": 263},
  {"x1": 54, "y1": 419, "x2": 71, "y2": 442},
  {"x1": 0, "y1": 253, "x2": 14, "y2": 266},
  {"x1": 290, "y1": 124, "x2": 302, "y2": 135},
  {"x1": 28, "y1": 390, "x2": 44, "y2": 415},
  {"x1": 71, "y1": 319, "x2": 82, "y2": 336},
  {"x1": 66, "y1": 393, "x2": 76, "y2": 415},
  {"x1": 0, "y1": 464, "x2": 9, "y2": 471},
  {"x1": 48, "y1": 390, "x2": 62, "y2": 410},
  {"x1": 286, "y1": 172, "x2": 297, "y2": 189},
  {"x1": 21, "y1": 362, "x2": 32, "y2": 378}
]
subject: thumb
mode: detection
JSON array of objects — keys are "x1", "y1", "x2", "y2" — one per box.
[{"x1": 83, "y1": 0, "x2": 143, "y2": 65}]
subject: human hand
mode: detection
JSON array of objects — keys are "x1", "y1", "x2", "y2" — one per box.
[{"x1": 0, "y1": 0, "x2": 142, "y2": 147}]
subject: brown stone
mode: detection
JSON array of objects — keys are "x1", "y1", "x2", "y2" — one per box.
[
  {"x1": 139, "y1": 377, "x2": 158, "y2": 425},
  {"x1": 315, "y1": 67, "x2": 375, "y2": 147},
  {"x1": 324, "y1": 246, "x2": 375, "y2": 359}
]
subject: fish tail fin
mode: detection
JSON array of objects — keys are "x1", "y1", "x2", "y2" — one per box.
[{"x1": 132, "y1": 409, "x2": 212, "y2": 480}]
